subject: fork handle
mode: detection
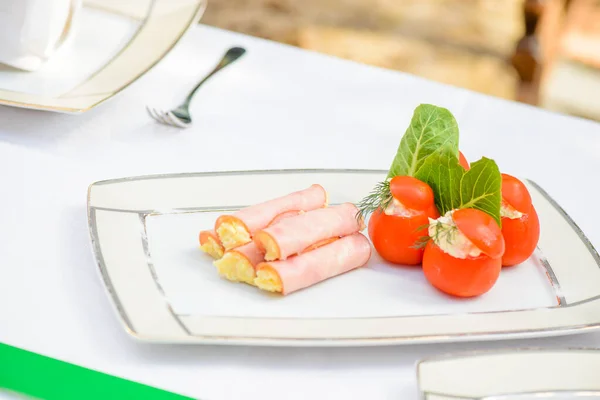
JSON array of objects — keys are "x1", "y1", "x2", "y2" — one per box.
[{"x1": 182, "y1": 46, "x2": 246, "y2": 107}]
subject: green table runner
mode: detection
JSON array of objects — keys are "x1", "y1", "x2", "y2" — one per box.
[{"x1": 0, "y1": 343, "x2": 194, "y2": 399}]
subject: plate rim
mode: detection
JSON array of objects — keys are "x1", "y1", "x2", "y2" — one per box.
[{"x1": 415, "y1": 347, "x2": 600, "y2": 399}]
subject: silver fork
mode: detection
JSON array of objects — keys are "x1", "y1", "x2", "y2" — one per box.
[{"x1": 146, "y1": 46, "x2": 246, "y2": 128}]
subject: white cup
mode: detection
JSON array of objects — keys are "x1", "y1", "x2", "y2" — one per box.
[{"x1": 0, "y1": 0, "x2": 81, "y2": 71}]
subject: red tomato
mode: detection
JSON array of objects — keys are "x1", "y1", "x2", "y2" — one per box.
[
  {"x1": 500, "y1": 174, "x2": 540, "y2": 266},
  {"x1": 453, "y1": 208, "x2": 505, "y2": 259},
  {"x1": 459, "y1": 151, "x2": 470, "y2": 170},
  {"x1": 368, "y1": 177, "x2": 439, "y2": 265},
  {"x1": 422, "y1": 208, "x2": 504, "y2": 297},
  {"x1": 422, "y1": 241, "x2": 502, "y2": 297},
  {"x1": 501, "y1": 173, "x2": 532, "y2": 213},
  {"x1": 389, "y1": 175, "x2": 435, "y2": 211},
  {"x1": 368, "y1": 208, "x2": 437, "y2": 265}
]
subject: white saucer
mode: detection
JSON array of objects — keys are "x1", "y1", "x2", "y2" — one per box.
[{"x1": 0, "y1": 0, "x2": 206, "y2": 114}]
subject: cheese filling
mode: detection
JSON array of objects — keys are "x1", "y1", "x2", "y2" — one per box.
[
  {"x1": 500, "y1": 200, "x2": 524, "y2": 219},
  {"x1": 235, "y1": 257, "x2": 257, "y2": 285},
  {"x1": 213, "y1": 252, "x2": 258, "y2": 285},
  {"x1": 200, "y1": 236, "x2": 224, "y2": 259},
  {"x1": 254, "y1": 267, "x2": 282, "y2": 293},
  {"x1": 213, "y1": 253, "x2": 240, "y2": 281},
  {"x1": 428, "y1": 210, "x2": 482, "y2": 259},
  {"x1": 216, "y1": 221, "x2": 251, "y2": 249},
  {"x1": 384, "y1": 198, "x2": 420, "y2": 217}
]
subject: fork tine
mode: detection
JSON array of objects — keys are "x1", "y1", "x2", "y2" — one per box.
[
  {"x1": 148, "y1": 107, "x2": 160, "y2": 122},
  {"x1": 163, "y1": 111, "x2": 181, "y2": 128},
  {"x1": 147, "y1": 106, "x2": 165, "y2": 124},
  {"x1": 166, "y1": 112, "x2": 189, "y2": 129},
  {"x1": 151, "y1": 107, "x2": 174, "y2": 126},
  {"x1": 147, "y1": 106, "x2": 189, "y2": 128},
  {"x1": 157, "y1": 111, "x2": 174, "y2": 126},
  {"x1": 146, "y1": 105, "x2": 159, "y2": 122}
]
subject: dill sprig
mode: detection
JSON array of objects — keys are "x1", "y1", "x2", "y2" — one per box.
[
  {"x1": 356, "y1": 180, "x2": 393, "y2": 221},
  {"x1": 431, "y1": 221, "x2": 457, "y2": 246},
  {"x1": 411, "y1": 220, "x2": 458, "y2": 249},
  {"x1": 411, "y1": 235, "x2": 431, "y2": 250},
  {"x1": 411, "y1": 222, "x2": 435, "y2": 249}
]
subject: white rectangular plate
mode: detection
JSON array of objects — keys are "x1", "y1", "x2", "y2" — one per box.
[
  {"x1": 0, "y1": 0, "x2": 206, "y2": 113},
  {"x1": 417, "y1": 348, "x2": 600, "y2": 399},
  {"x1": 87, "y1": 169, "x2": 600, "y2": 346}
]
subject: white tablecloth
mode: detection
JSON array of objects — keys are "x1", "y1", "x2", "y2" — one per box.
[{"x1": 1, "y1": 25, "x2": 600, "y2": 400}]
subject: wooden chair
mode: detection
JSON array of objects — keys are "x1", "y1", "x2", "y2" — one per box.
[
  {"x1": 511, "y1": 0, "x2": 573, "y2": 105},
  {"x1": 512, "y1": 0, "x2": 600, "y2": 122}
]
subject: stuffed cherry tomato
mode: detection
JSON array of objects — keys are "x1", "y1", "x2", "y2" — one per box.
[
  {"x1": 500, "y1": 173, "x2": 540, "y2": 266},
  {"x1": 368, "y1": 176, "x2": 439, "y2": 265},
  {"x1": 423, "y1": 208, "x2": 505, "y2": 297},
  {"x1": 459, "y1": 151, "x2": 470, "y2": 170}
]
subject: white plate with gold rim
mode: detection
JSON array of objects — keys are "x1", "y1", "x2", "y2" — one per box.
[
  {"x1": 417, "y1": 348, "x2": 600, "y2": 399},
  {"x1": 0, "y1": 0, "x2": 206, "y2": 114},
  {"x1": 87, "y1": 169, "x2": 600, "y2": 346}
]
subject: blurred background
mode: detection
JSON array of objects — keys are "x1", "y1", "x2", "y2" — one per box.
[{"x1": 201, "y1": 0, "x2": 600, "y2": 121}]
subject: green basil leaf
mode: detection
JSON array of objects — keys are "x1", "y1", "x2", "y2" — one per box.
[
  {"x1": 387, "y1": 104, "x2": 459, "y2": 178},
  {"x1": 414, "y1": 150, "x2": 463, "y2": 215},
  {"x1": 415, "y1": 154, "x2": 502, "y2": 225},
  {"x1": 459, "y1": 157, "x2": 502, "y2": 225}
]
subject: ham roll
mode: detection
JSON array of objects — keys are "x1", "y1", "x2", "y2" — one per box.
[
  {"x1": 215, "y1": 236, "x2": 338, "y2": 286},
  {"x1": 254, "y1": 233, "x2": 372, "y2": 295},
  {"x1": 254, "y1": 203, "x2": 365, "y2": 261},
  {"x1": 199, "y1": 230, "x2": 224, "y2": 259},
  {"x1": 213, "y1": 242, "x2": 264, "y2": 285},
  {"x1": 215, "y1": 184, "x2": 328, "y2": 249},
  {"x1": 211, "y1": 209, "x2": 305, "y2": 284}
]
